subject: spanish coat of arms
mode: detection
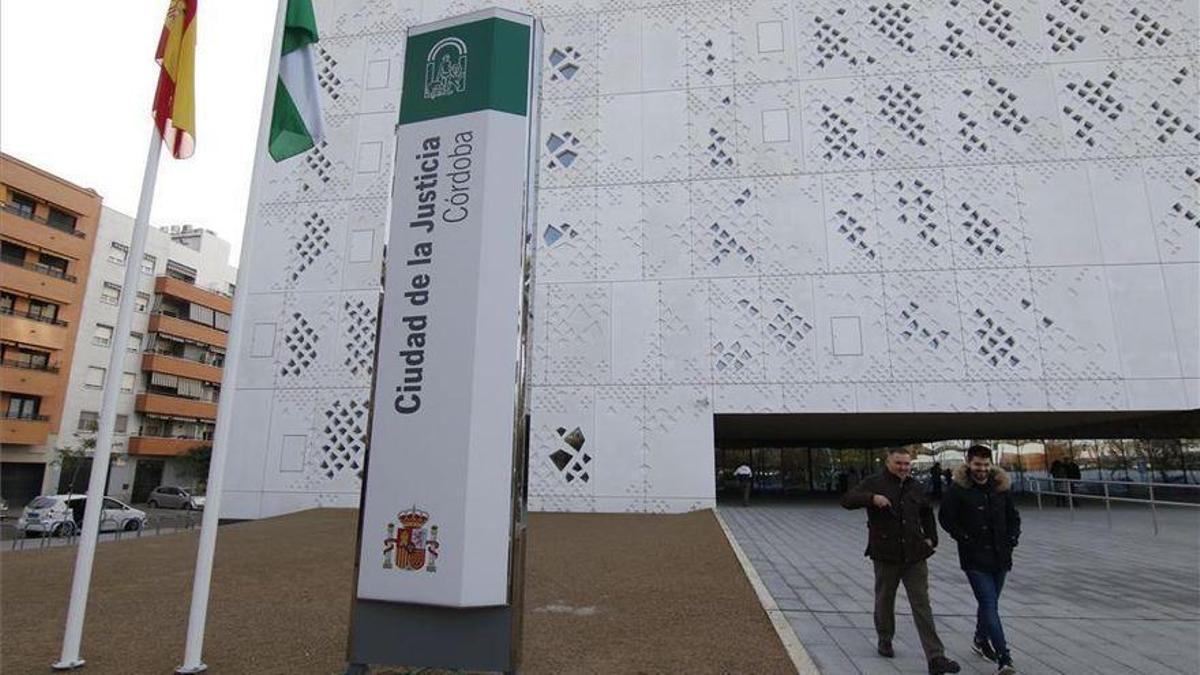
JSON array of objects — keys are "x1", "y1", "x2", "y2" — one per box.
[{"x1": 383, "y1": 507, "x2": 440, "y2": 572}]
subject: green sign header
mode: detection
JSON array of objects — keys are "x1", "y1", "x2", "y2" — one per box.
[{"x1": 398, "y1": 17, "x2": 531, "y2": 125}]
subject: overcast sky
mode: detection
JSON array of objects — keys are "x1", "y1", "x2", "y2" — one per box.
[{"x1": 1, "y1": 1, "x2": 278, "y2": 257}]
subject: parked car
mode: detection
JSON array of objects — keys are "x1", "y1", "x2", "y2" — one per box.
[
  {"x1": 146, "y1": 486, "x2": 205, "y2": 510},
  {"x1": 17, "y1": 495, "x2": 147, "y2": 537}
]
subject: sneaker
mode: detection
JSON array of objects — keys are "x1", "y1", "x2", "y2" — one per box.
[
  {"x1": 877, "y1": 639, "x2": 894, "y2": 658},
  {"x1": 972, "y1": 637, "x2": 998, "y2": 662},
  {"x1": 928, "y1": 655, "x2": 962, "y2": 674},
  {"x1": 996, "y1": 655, "x2": 1015, "y2": 674}
]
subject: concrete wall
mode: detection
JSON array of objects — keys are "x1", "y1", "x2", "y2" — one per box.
[{"x1": 221, "y1": 0, "x2": 1199, "y2": 518}]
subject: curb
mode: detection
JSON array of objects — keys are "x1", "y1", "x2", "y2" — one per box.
[{"x1": 714, "y1": 509, "x2": 821, "y2": 675}]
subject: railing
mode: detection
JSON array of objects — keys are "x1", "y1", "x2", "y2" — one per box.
[
  {"x1": 150, "y1": 310, "x2": 229, "y2": 334},
  {"x1": 0, "y1": 412, "x2": 49, "y2": 421},
  {"x1": 1029, "y1": 476, "x2": 1200, "y2": 535},
  {"x1": 0, "y1": 256, "x2": 77, "y2": 282},
  {"x1": 0, "y1": 201, "x2": 86, "y2": 237},
  {"x1": 135, "y1": 430, "x2": 214, "y2": 441},
  {"x1": 145, "y1": 347, "x2": 225, "y2": 367},
  {"x1": 1, "y1": 511, "x2": 201, "y2": 552},
  {"x1": 0, "y1": 358, "x2": 59, "y2": 373},
  {"x1": 0, "y1": 305, "x2": 69, "y2": 326}
]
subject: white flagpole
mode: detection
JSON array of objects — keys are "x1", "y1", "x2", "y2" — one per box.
[
  {"x1": 176, "y1": 1, "x2": 287, "y2": 671},
  {"x1": 53, "y1": 125, "x2": 163, "y2": 671}
]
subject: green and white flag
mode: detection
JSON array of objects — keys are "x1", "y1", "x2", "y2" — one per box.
[{"x1": 268, "y1": 0, "x2": 325, "y2": 162}]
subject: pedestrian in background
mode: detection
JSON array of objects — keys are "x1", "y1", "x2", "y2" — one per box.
[
  {"x1": 930, "y1": 461, "x2": 943, "y2": 500},
  {"x1": 842, "y1": 447, "x2": 961, "y2": 675},
  {"x1": 1049, "y1": 457, "x2": 1067, "y2": 507},
  {"x1": 939, "y1": 444, "x2": 1021, "y2": 675},
  {"x1": 734, "y1": 463, "x2": 753, "y2": 506}
]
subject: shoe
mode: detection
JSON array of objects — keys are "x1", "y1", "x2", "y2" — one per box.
[
  {"x1": 972, "y1": 637, "x2": 998, "y2": 662},
  {"x1": 996, "y1": 655, "x2": 1015, "y2": 674},
  {"x1": 928, "y1": 655, "x2": 962, "y2": 674},
  {"x1": 877, "y1": 640, "x2": 894, "y2": 658}
]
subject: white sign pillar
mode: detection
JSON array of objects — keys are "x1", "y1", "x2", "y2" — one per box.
[{"x1": 347, "y1": 8, "x2": 541, "y2": 672}]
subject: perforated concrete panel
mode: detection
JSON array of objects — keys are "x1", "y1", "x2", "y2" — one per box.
[{"x1": 223, "y1": 0, "x2": 1198, "y2": 519}]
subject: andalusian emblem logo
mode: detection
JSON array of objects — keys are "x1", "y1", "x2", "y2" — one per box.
[
  {"x1": 383, "y1": 507, "x2": 440, "y2": 572},
  {"x1": 424, "y1": 37, "x2": 468, "y2": 100}
]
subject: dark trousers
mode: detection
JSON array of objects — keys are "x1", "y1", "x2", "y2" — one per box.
[
  {"x1": 738, "y1": 477, "x2": 751, "y2": 505},
  {"x1": 966, "y1": 569, "x2": 1009, "y2": 659},
  {"x1": 873, "y1": 559, "x2": 945, "y2": 660}
]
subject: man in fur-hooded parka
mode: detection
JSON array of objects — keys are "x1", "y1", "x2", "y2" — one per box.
[{"x1": 938, "y1": 458, "x2": 1021, "y2": 572}]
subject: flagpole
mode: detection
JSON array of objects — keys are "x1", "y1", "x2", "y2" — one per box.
[
  {"x1": 53, "y1": 125, "x2": 163, "y2": 671},
  {"x1": 176, "y1": 1, "x2": 287, "y2": 671}
]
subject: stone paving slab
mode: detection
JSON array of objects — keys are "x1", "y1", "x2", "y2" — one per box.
[{"x1": 721, "y1": 498, "x2": 1200, "y2": 674}]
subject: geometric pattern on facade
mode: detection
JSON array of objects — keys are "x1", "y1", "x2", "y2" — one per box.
[{"x1": 222, "y1": 0, "x2": 1200, "y2": 519}]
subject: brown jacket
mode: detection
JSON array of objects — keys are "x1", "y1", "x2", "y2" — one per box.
[{"x1": 841, "y1": 470, "x2": 939, "y2": 564}]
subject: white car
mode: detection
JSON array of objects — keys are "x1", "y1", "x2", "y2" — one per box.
[{"x1": 17, "y1": 494, "x2": 148, "y2": 537}]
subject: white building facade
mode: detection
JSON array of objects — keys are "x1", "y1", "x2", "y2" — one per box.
[
  {"x1": 221, "y1": 0, "x2": 1198, "y2": 518},
  {"x1": 54, "y1": 209, "x2": 236, "y2": 503}
]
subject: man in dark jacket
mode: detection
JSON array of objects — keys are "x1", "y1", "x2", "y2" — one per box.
[
  {"x1": 842, "y1": 448, "x2": 960, "y2": 675},
  {"x1": 939, "y1": 445, "x2": 1021, "y2": 675}
]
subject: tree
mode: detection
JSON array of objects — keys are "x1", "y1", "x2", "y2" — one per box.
[
  {"x1": 179, "y1": 444, "x2": 212, "y2": 491},
  {"x1": 52, "y1": 437, "x2": 96, "y2": 494}
]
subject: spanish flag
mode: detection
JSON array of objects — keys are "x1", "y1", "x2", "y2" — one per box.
[{"x1": 154, "y1": 0, "x2": 198, "y2": 159}]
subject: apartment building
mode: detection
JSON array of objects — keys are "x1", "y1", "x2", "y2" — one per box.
[
  {"x1": 0, "y1": 153, "x2": 102, "y2": 505},
  {"x1": 54, "y1": 209, "x2": 235, "y2": 504}
]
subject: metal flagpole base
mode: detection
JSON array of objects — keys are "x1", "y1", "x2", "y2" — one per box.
[
  {"x1": 175, "y1": 663, "x2": 208, "y2": 673},
  {"x1": 51, "y1": 659, "x2": 85, "y2": 670}
]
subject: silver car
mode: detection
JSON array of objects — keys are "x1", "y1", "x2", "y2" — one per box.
[{"x1": 146, "y1": 486, "x2": 205, "y2": 510}]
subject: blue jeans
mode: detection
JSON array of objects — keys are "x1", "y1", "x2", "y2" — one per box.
[{"x1": 965, "y1": 569, "x2": 1008, "y2": 659}]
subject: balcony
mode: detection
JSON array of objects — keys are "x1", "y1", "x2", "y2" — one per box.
[
  {"x1": 0, "y1": 305, "x2": 67, "y2": 327},
  {"x1": 128, "y1": 436, "x2": 212, "y2": 457},
  {"x1": 0, "y1": 205, "x2": 89, "y2": 259},
  {"x1": 135, "y1": 392, "x2": 218, "y2": 420},
  {"x1": 0, "y1": 415, "x2": 51, "y2": 445},
  {"x1": 147, "y1": 313, "x2": 227, "y2": 348},
  {"x1": 141, "y1": 352, "x2": 222, "y2": 384},
  {"x1": 0, "y1": 259, "x2": 77, "y2": 304},
  {"x1": 155, "y1": 276, "x2": 233, "y2": 314},
  {"x1": 0, "y1": 361, "x2": 60, "y2": 395},
  {"x1": 0, "y1": 308, "x2": 69, "y2": 350}
]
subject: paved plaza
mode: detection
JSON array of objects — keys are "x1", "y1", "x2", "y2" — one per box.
[{"x1": 722, "y1": 498, "x2": 1200, "y2": 675}]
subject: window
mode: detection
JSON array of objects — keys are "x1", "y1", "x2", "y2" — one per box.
[
  {"x1": 214, "y1": 311, "x2": 231, "y2": 332},
  {"x1": 100, "y1": 282, "x2": 121, "y2": 305},
  {"x1": 1, "y1": 241, "x2": 27, "y2": 265},
  {"x1": 2, "y1": 346, "x2": 50, "y2": 369},
  {"x1": 77, "y1": 411, "x2": 99, "y2": 432},
  {"x1": 109, "y1": 242, "x2": 129, "y2": 264},
  {"x1": 121, "y1": 372, "x2": 136, "y2": 393},
  {"x1": 7, "y1": 394, "x2": 40, "y2": 419},
  {"x1": 115, "y1": 414, "x2": 128, "y2": 434},
  {"x1": 9, "y1": 192, "x2": 36, "y2": 218},
  {"x1": 0, "y1": 292, "x2": 15, "y2": 313},
  {"x1": 47, "y1": 207, "x2": 78, "y2": 233},
  {"x1": 189, "y1": 303, "x2": 214, "y2": 326},
  {"x1": 37, "y1": 252, "x2": 68, "y2": 277},
  {"x1": 84, "y1": 366, "x2": 106, "y2": 388},
  {"x1": 128, "y1": 331, "x2": 143, "y2": 352},
  {"x1": 165, "y1": 259, "x2": 197, "y2": 283},
  {"x1": 135, "y1": 292, "x2": 150, "y2": 312},
  {"x1": 93, "y1": 324, "x2": 114, "y2": 347},
  {"x1": 141, "y1": 253, "x2": 157, "y2": 275},
  {"x1": 28, "y1": 299, "x2": 58, "y2": 321}
]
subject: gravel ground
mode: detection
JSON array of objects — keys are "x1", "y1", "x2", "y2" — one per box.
[{"x1": 0, "y1": 508, "x2": 792, "y2": 674}]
